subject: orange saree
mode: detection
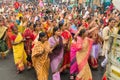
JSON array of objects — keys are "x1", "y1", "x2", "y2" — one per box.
[{"x1": 32, "y1": 41, "x2": 51, "y2": 80}]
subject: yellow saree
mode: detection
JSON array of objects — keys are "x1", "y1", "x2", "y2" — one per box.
[
  {"x1": 32, "y1": 41, "x2": 51, "y2": 80},
  {"x1": 76, "y1": 37, "x2": 93, "y2": 80},
  {"x1": 17, "y1": 23, "x2": 25, "y2": 34},
  {"x1": 13, "y1": 33, "x2": 27, "y2": 71}
]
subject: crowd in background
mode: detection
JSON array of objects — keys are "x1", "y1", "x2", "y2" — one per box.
[{"x1": 0, "y1": 0, "x2": 120, "y2": 80}]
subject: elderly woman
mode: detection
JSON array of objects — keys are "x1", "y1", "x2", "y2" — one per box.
[{"x1": 32, "y1": 32, "x2": 52, "y2": 80}]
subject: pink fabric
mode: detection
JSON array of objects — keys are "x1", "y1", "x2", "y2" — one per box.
[
  {"x1": 70, "y1": 61, "x2": 78, "y2": 74},
  {"x1": 70, "y1": 40, "x2": 78, "y2": 62},
  {"x1": 109, "y1": 3, "x2": 114, "y2": 11},
  {"x1": 70, "y1": 37, "x2": 82, "y2": 74},
  {"x1": 39, "y1": 13, "x2": 43, "y2": 17},
  {"x1": 48, "y1": 36, "x2": 64, "y2": 80},
  {"x1": 53, "y1": 72, "x2": 61, "y2": 80},
  {"x1": 39, "y1": 1, "x2": 44, "y2": 7},
  {"x1": 69, "y1": 28, "x2": 78, "y2": 34}
]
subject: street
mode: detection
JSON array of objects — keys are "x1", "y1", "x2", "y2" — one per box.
[{"x1": 0, "y1": 53, "x2": 105, "y2": 80}]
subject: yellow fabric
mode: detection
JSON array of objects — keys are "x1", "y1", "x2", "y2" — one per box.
[
  {"x1": 43, "y1": 22, "x2": 49, "y2": 30},
  {"x1": 102, "y1": 27, "x2": 113, "y2": 56},
  {"x1": 18, "y1": 13, "x2": 23, "y2": 18},
  {"x1": 32, "y1": 41, "x2": 51, "y2": 80},
  {"x1": 0, "y1": 27, "x2": 7, "y2": 39},
  {"x1": 17, "y1": 24, "x2": 25, "y2": 33},
  {"x1": 47, "y1": 27, "x2": 53, "y2": 37},
  {"x1": 13, "y1": 33, "x2": 27, "y2": 68},
  {"x1": 76, "y1": 38, "x2": 92, "y2": 80}
]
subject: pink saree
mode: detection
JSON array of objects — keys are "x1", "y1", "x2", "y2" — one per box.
[{"x1": 70, "y1": 37, "x2": 82, "y2": 75}]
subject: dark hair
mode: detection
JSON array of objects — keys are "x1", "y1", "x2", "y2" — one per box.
[
  {"x1": 38, "y1": 32, "x2": 46, "y2": 41},
  {"x1": 44, "y1": 16, "x2": 48, "y2": 21},
  {"x1": 59, "y1": 21, "x2": 64, "y2": 28},
  {"x1": 11, "y1": 26, "x2": 18, "y2": 33},
  {"x1": 109, "y1": 18, "x2": 115, "y2": 23},
  {"x1": 78, "y1": 29, "x2": 86, "y2": 37},
  {"x1": 19, "y1": 17, "x2": 23, "y2": 21},
  {"x1": 33, "y1": 24, "x2": 37, "y2": 29},
  {"x1": 46, "y1": 9, "x2": 51, "y2": 14},
  {"x1": 27, "y1": 22, "x2": 33, "y2": 27},
  {"x1": 35, "y1": 21, "x2": 41, "y2": 26},
  {"x1": 53, "y1": 27, "x2": 59, "y2": 35}
]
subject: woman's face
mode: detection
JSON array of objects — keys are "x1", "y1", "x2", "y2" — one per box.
[
  {"x1": 55, "y1": 29, "x2": 61, "y2": 36},
  {"x1": 30, "y1": 24, "x2": 34, "y2": 30},
  {"x1": 13, "y1": 27, "x2": 18, "y2": 34},
  {"x1": 62, "y1": 24, "x2": 68, "y2": 30},
  {"x1": 41, "y1": 35, "x2": 47, "y2": 42},
  {"x1": 35, "y1": 25, "x2": 41, "y2": 31}
]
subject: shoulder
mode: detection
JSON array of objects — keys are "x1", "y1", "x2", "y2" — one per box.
[
  {"x1": 48, "y1": 36, "x2": 54, "y2": 41},
  {"x1": 34, "y1": 41, "x2": 41, "y2": 47},
  {"x1": 103, "y1": 26, "x2": 109, "y2": 32},
  {"x1": 45, "y1": 41, "x2": 50, "y2": 46},
  {"x1": 48, "y1": 36, "x2": 55, "y2": 43}
]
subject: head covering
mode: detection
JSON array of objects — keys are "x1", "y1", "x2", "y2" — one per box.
[{"x1": 10, "y1": 23, "x2": 14, "y2": 29}]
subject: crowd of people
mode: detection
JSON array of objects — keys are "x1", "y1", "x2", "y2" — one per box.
[{"x1": 0, "y1": 0, "x2": 120, "y2": 80}]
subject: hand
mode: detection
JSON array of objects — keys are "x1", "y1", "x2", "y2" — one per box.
[
  {"x1": 22, "y1": 39, "x2": 26, "y2": 42},
  {"x1": 63, "y1": 40, "x2": 67, "y2": 44},
  {"x1": 74, "y1": 36, "x2": 77, "y2": 41},
  {"x1": 27, "y1": 50, "x2": 31, "y2": 54},
  {"x1": 55, "y1": 41, "x2": 59, "y2": 46},
  {"x1": 49, "y1": 48, "x2": 53, "y2": 54},
  {"x1": 13, "y1": 42, "x2": 20, "y2": 45}
]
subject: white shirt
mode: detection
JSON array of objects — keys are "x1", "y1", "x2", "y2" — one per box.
[{"x1": 83, "y1": 11, "x2": 89, "y2": 19}]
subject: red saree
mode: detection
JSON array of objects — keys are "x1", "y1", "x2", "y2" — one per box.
[
  {"x1": 23, "y1": 28, "x2": 35, "y2": 66},
  {"x1": 23, "y1": 28, "x2": 34, "y2": 55},
  {"x1": 60, "y1": 30, "x2": 72, "y2": 72},
  {"x1": 6, "y1": 27, "x2": 13, "y2": 50}
]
